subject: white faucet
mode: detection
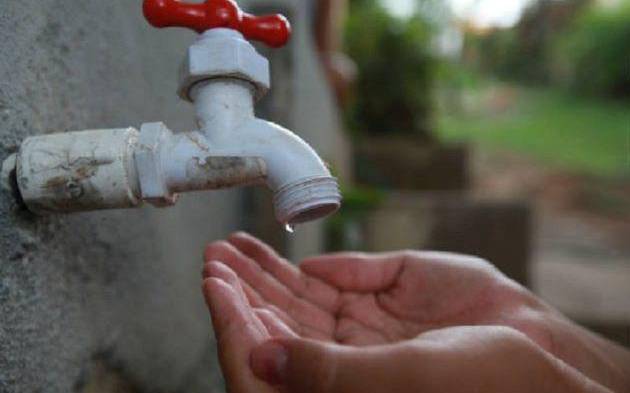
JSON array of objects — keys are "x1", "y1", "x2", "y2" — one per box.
[{"x1": 1, "y1": 7, "x2": 341, "y2": 227}]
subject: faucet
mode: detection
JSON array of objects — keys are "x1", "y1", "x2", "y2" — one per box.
[{"x1": 1, "y1": 0, "x2": 341, "y2": 227}]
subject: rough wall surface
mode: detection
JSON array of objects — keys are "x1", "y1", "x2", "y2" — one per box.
[{"x1": 0, "y1": 1, "x2": 241, "y2": 391}]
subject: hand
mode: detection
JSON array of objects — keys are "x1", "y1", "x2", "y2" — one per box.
[
  {"x1": 249, "y1": 325, "x2": 609, "y2": 393},
  {"x1": 202, "y1": 232, "x2": 630, "y2": 393}
]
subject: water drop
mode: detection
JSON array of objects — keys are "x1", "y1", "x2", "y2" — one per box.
[{"x1": 284, "y1": 223, "x2": 294, "y2": 234}]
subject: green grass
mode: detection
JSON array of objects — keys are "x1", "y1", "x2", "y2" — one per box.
[{"x1": 436, "y1": 84, "x2": 630, "y2": 178}]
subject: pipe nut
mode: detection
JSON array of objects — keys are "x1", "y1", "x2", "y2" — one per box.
[
  {"x1": 273, "y1": 176, "x2": 342, "y2": 225},
  {"x1": 13, "y1": 129, "x2": 141, "y2": 213},
  {"x1": 179, "y1": 29, "x2": 270, "y2": 102},
  {"x1": 136, "y1": 122, "x2": 178, "y2": 207}
]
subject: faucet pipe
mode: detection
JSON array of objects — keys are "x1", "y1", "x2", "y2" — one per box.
[
  {"x1": 190, "y1": 79, "x2": 341, "y2": 224},
  {"x1": 1, "y1": 76, "x2": 340, "y2": 224},
  {"x1": 1, "y1": 16, "x2": 341, "y2": 226}
]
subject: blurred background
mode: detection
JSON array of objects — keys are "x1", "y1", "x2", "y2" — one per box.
[
  {"x1": 325, "y1": 0, "x2": 630, "y2": 347},
  {"x1": 0, "y1": 0, "x2": 628, "y2": 392}
]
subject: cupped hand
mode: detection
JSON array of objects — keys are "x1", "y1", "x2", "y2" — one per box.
[
  {"x1": 202, "y1": 232, "x2": 628, "y2": 393},
  {"x1": 203, "y1": 232, "x2": 550, "y2": 348}
]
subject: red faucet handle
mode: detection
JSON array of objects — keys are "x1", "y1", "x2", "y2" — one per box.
[{"x1": 143, "y1": 0, "x2": 291, "y2": 48}]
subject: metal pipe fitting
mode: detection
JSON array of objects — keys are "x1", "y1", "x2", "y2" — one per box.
[
  {"x1": 273, "y1": 176, "x2": 341, "y2": 225},
  {"x1": 7, "y1": 128, "x2": 141, "y2": 213},
  {"x1": 190, "y1": 78, "x2": 341, "y2": 225},
  {"x1": 1, "y1": 26, "x2": 341, "y2": 226}
]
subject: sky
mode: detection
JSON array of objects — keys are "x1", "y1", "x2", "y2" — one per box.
[{"x1": 382, "y1": 0, "x2": 534, "y2": 28}]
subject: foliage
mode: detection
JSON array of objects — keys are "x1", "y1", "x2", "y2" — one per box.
[
  {"x1": 553, "y1": 2, "x2": 630, "y2": 98},
  {"x1": 344, "y1": 0, "x2": 435, "y2": 139},
  {"x1": 463, "y1": 0, "x2": 588, "y2": 84},
  {"x1": 463, "y1": 29, "x2": 525, "y2": 80},
  {"x1": 325, "y1": 185, "x2": 385, "y2": 251},
  {"x1": 437, "y1": 82, "x2": 630, "y2": 178},
  {"x1": 337, "y1": 184, "x2": 385, "y2": 212},
  {"x1": 463, "y1": 0, "x2": 630, "y2": 99}
]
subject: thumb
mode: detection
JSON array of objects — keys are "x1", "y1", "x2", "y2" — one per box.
[{"x1": 250, "y1": 338, "x2": 423, "y2": 393}]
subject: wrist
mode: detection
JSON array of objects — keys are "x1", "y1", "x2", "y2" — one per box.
[
  {"x1": 502, "y1": 284, "x2": 630, "y2": 393},
  {"x1": 544, "y1": 313, "x2": 630, "y2": 393}
]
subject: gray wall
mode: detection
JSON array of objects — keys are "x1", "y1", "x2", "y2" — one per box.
[{"x1": 0, "y1": 1, "x2": 241, "y2": 391}]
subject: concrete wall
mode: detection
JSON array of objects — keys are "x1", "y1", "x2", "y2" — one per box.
[
  {"x1": 0, "y1": 1, "x2": 242, "y2": 391},
  {"x1": 0, "y1": 1, "x2": 349, "y2": 391}
]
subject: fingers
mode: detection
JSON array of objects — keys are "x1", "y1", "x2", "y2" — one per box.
[
  {"x1": 205, "y1": 240, "x2": 336, "y2": 340},
  {"x1": 254, "y1": 308, "x2": 298, "y2": 338},
  {"x1": 250, "y1": 338, "x2": 421, "y2": 393},
  {"x1": 227, "y1": 232, "x2": 297, "y2": 284},
  {"x1": 204, "y1": 261, "x2": 264, "y2": 309},
  {"x1": 239, "y1": 279, "x2": 303, "y2": 334},
  {"x1": 228, "y1": 232, "x2": 339, "y2": 313},
  {"x1": 203, "y1": 259, "x2": 323, "y2": 340},
  {"x1": 204, "y1": 260, "x2": 301, "y2": 335},
  {"x1": 203, "y1": 262, "x2": 278, "y2": 393},
  {"x1": 202, "y1": 261, "x2": 267, "y2": 341},
  {"x1": 250, "y1": 329, "x2": 604, "y2": 393},
  {"x1": 205, "y1": 240, "x2": 300, "y2": 311},
  {"x1": 300, "y1": 252, "x2": 405, "y2": 292}
]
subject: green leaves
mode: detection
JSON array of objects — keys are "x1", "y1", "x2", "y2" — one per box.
[{"x1": 344, "y1": 0, "x2": 435, "y2": 137}]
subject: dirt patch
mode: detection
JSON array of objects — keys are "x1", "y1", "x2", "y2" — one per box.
[{"x1": 472, "y1": 148, "x2": 630, "y2": 252}]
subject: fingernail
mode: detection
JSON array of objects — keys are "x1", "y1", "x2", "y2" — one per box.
[{"x1": 250, "y1": 341, "x2": 288, "y2": 386}]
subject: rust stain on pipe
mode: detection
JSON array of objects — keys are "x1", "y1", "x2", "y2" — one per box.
[{"x1": 174, "y1": 156, "x2": 267, "y2": 192}]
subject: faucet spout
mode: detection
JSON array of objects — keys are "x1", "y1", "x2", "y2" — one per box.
[
  {"x1": 190, "y1": 79, "x2": 341, "y2": 225},
  {"x1": 238, "y1": 119, "x2": 341, "y2": 225}
]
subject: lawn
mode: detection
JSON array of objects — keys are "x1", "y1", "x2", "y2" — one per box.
[{"x1": 436, "y1": 83, "x2": 630, "y2": 178}]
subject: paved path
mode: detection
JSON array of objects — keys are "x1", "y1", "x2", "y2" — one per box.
[
  {"x1": 470, "y1": 148, "x2": 630, "y2": 324},
  {"x1": 533, "y1": 213, "x2": 630, "y2": 323}
]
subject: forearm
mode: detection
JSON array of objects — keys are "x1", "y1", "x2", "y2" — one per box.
[
  {"x1": 547, "y1": 314, "x2": 630, "y2": 393},
  {"x1": 504, "y1": 280, "x2": 630, "y2": 392}
]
